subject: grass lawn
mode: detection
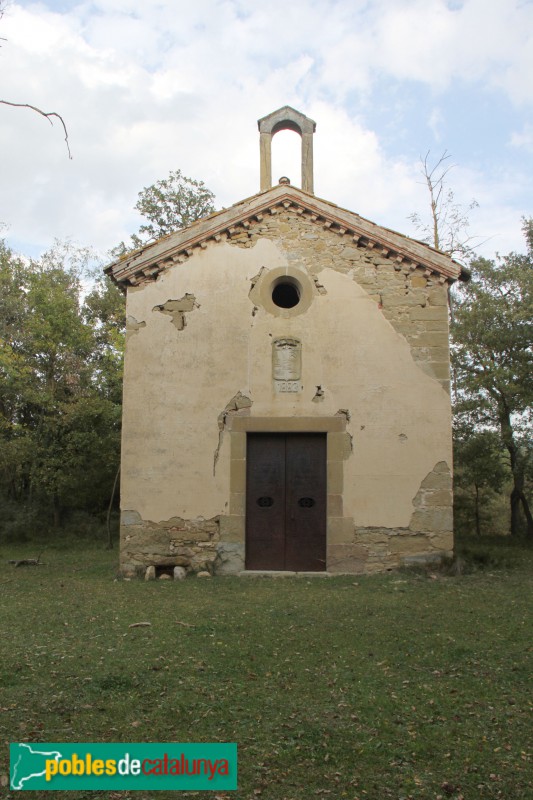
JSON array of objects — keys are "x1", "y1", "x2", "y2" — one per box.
[{"x1": 0, "y1": 537, "x2": 532, "y2": 800}]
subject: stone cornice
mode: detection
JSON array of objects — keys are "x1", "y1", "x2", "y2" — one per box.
[{"x1": 106, "y1": 184, "x2": 465, "y2": 290}]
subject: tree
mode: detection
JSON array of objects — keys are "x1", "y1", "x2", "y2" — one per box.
[
  {"x1": 84, "y1": 272, "x2": 125, "y2": 406},
  {"x1": 0, "y1": 240, "x2": 124, "y2": 533},
  {"x1": 408, "y1": 151, "x2": 479, "y2": 260},
  {"x1": 1, "y1": 163, "x2": 214, "y2": 539},
  {"x1": 453, "y1": 425, "x2": 508, "y2": 537},
  {"x1": 113, "y1": 169, "x2": 216, "y2": 256},
  {"x1": 135, "y1": 169, "x2": 216, "y2": 240},
  {"x1": 452, "y1": 220, "x2": 533, "y2": 538},
  {"x1": 408, "y1": 151, "x2": 532, "y2": 538}
]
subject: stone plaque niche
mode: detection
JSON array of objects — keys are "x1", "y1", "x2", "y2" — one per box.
[{"x1": 273, "y1": 338, "x2": 302, "y2": 393}]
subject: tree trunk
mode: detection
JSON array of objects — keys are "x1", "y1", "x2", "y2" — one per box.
[
  {"x1": 520, "y1": 492, "x2": 533, "y2": 540},
  {"x1": 474, "y1": 483, "x2": 481, "y2": 536},
  {"x1": 499, "y1": 403, "x2": 532, "y2": 537},
  {"x1": 106, "y1": 464, "x2": 120, "y2": 550},
  {"x1": 53, "y1": 494, "x2": 62, "y2": 528},
  {"x1": 510, "y1": 486, "x2": 523, "y2": 537},
  {"x1": 510, "y1": 489, "x2": 533, "y2": 539}
]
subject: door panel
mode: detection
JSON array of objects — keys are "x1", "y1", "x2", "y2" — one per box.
[
  {"x1": 245, "y1": 434, "x2": 286, "y2": 570},
  {"x1": 285, "y1": 434, "x2": 327, "y2": 571},
  {"x1": 245, "y1": 433, "x2": 326, "y2": 571}
]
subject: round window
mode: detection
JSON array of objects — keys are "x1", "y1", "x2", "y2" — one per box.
[
  {"x1": 271, "y1": 278, "x2": 301, "y2": 309},
  {"x1": 249, "y1": 266, "x2": 314, "y2": 316}
]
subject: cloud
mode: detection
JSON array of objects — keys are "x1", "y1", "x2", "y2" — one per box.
[
  {"x1": 366, "y1": 0, "x2": 533, "y2": 103},
  {"x1": 428, "y1": 108, "x2": 444, "y2": 143},
  {"x1": 0, "y1": 0, "x2": 531, "y2": 262},
  {"x1": 510, "y1": 124, "x2": 533, "y2": 154}
]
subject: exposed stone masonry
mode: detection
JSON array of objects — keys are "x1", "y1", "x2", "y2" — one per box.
[
  {"x1": 226, "y1": 209, "x2": 451, "y2": 391},
  {"x1": 120, "y1": 510, "x2": 220, "y2": 578},
  {"x1": 328, "y1": 462, "x2": 453, "y2": 574},
  {"x1": 152, "y1": 293, "x2": 199, "y2": 330},
  {"x1": 106, "y1": 186, "x2": 462, "y2": 290}
]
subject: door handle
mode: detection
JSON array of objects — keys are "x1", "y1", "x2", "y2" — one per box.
[{"x1": 298, "y1": 497, "x2": 315, "y2": 508}]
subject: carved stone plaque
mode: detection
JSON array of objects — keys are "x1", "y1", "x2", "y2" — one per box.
[
  {"x1": 276, "y1": 380, "x2": 301, "y2": 393},
  {"x1": 273, "y1": 338, "x2": 301, "y2": 392}
]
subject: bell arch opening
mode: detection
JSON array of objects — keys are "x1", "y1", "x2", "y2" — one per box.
[
  {"x1": 271, "y1": 129, "x2": 302, "y2": 190},
  {"x1": 258, "y1": 105, "x2": 316, "y2": 194}
]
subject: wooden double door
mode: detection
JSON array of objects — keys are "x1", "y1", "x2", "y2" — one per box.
[{"x1": 245, "y1": 433, "x2": 327, "y2": 571}]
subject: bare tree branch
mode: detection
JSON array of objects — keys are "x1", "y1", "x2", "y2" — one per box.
[
  {"x1": 0, "y1": 100, "x2": 72, "y2": 159},
  {"x1": 408, "y1": 150, "x2": 482, "y2": 260}
]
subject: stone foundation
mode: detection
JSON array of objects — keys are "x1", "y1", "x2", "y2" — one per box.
[
  {"x1": 120, "y1": 510, "x2": 220, "y2": 577},
  {"x1": 120, "y1": 477, "x2": 453, "y2": 578}
]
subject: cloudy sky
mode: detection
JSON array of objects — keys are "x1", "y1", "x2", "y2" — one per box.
[{"x1": 1, "y1": 0, "x2": 532, "y2": 262}]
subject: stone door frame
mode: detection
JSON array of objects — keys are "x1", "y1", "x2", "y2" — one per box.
[{"x1": 218, "y1": 416, "x2": 353, "y2": 573}]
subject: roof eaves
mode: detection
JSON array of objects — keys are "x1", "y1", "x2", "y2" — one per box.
[{"x1": 106, "y1": 184, "x2": 462, "y2": 289}]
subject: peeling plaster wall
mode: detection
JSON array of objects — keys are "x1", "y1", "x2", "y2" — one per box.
[{"x1": 119, "y1": 210, "x2": 453, "y2": 575}]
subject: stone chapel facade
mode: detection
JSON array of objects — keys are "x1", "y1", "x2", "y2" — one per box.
[{"x1": 106, "y1": 107, "x2": 465, "y2": 578}]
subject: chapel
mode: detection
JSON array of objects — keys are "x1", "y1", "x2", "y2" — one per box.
[{"x1": 106, "y1": 106, "x2": 464, "y2": 577}]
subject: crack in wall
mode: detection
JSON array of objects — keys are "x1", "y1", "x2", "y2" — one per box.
[
  {"x1": 249, "y1": 266, "x2": 267, "y2": 293},
  {"x1": 312, "y1": 274, "x2": 327, "y2": 295},
  {"x1": 213, "y1": 391, "x2": 253, "y2": 475}
]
